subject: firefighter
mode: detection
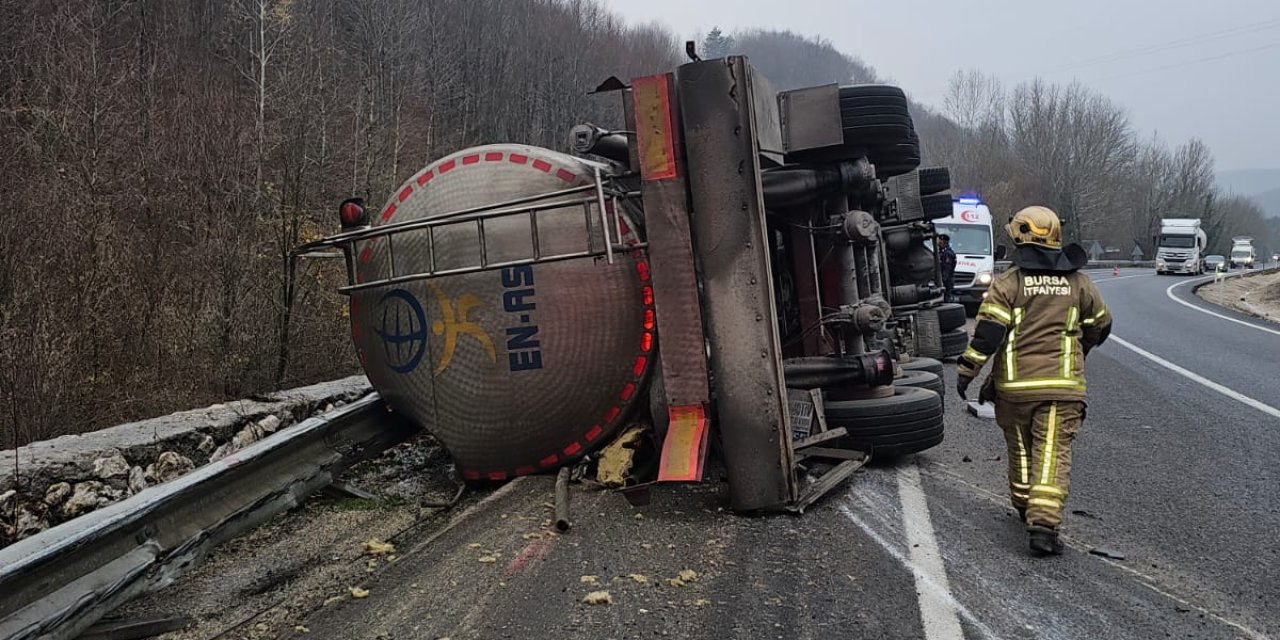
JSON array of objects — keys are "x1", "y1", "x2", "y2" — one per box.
[{"x1": 955, "y1": 206, "x2": 1112, "y2": 556}]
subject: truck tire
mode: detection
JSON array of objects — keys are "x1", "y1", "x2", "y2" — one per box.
[
  {"x1": 941, "y1": 327, "x2": 968, "y2": 359},
  {"x1": 914, "y1": 309, "x2": 944, "y2": 359},
  {"x1": 899, "y1": 357, "x2": 943, "y2": 377},
  {"x1": 896, "y1": 369, "x2": 944, "y2": 410},
  {"x1": 921, "y1": 193, "x2": 953, "y2": 220},
  {"x1": 839, "y1": 84, "x2": 909, "y2": 101},
  {"x1": 825, "y1": 386, "x2": 945, "y2": 458},
  {"x1": 935, "y1": 303, "x2": 967, "y2": 332},
  {"x1": 917, "y1": 167, "x2": 951, "y2": 196},
  {"x1": 840, "y1": 104, "x2": 911, "y2": 118}
]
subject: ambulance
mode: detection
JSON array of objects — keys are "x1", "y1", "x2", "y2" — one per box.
[{"x1": 934, "y1": 195, "x2": 996, "y2": 314}]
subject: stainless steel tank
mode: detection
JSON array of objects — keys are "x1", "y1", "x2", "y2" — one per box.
[{"x1": 349, "y1": 144, "x2": 654, "y2": 481}]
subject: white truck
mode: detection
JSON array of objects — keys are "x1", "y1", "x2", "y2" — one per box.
[
  {"x1": 1230, "y1": 237, "x2": 1256, "y2": 269},
  {"x1": 1155, "y1": 218, "x2": 1207, "y2": 275},
  {"x1": 934, "y1": 195, "x2": 996, "y2": 314}
]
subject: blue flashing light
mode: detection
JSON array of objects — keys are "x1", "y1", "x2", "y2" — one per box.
[{"x1": 955, "y1": 194, "x2": 982, "y2": 205}]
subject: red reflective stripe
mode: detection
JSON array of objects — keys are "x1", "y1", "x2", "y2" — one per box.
[
  {"x1": 641, "y1": 332, "x2": 653, "y2": 352},
  {"x1": 633, "y1": 356, "x2": 648, "y2": 376},
  {"x1": 417, "y1": 171, "x2": 435, "y2": 186},
  {"x1": 563, "y1": 442, "x2": 582, "y2": 456},
  {"x1": 643, "y1": 309, "x2": 655, "y2": 330},
  {"x1": 484, "y1": 152, "x2": 504, "y2": 162},
  {"x1": 438, "y1": 159, "x2": 457, "y2": 174},
  {"x1": 463, "y1": 470, "x2": 481, "y2": 481},
  {"x1": 631, "y1": 74, "x2": 678, "y2": 180},
  {"x1": 398, "y1": 185, "x2": 413, "y2": 202},
  {"x1": 636, "y1": 260, "x2": 651, "y2": 281},
  {"x1": 620, "y1": 383, "x2": 636, "y2": 401},
  {"x1": 658, "y1": 405, "x2": 708, "y2": 482},
  {"x1": 586, "y1": 425, "x2": 604, "y2": 441},
  {"x1": 487, "y1": 471, "x2": 507, "y2": 481},
  {"x1": 603, "y1": 406, "x2": 621, "y2": 423},
  {"x1": 462, "y1": 154, "x2": 480, "y2": 165},
  {"x1": 556, "y1": 168, "x2": 576, "y2": 183},
  {"x1": 532, "y1": 159, "x2": 552, "y2": 173},
  {"x1": 509, "y1": 154, "x2": 528, "y2": 165},
  {"x1": 380, "y1": 203, "x2": 397, "y2": 222},
  {"x1": 539, "y1": 454, "x2": 559, "y2": 467},
  {"x1": 358, "y1": 247, "x2": 372, "y2": 264},
  {"x1": 642, "y1": 286, "x2": 654, "y2": 305},
  {"x1": 515, "y1": 465, "x2": 536, "y2": 476}
]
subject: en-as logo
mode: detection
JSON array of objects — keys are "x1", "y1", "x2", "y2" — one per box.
[
  {"x1": 427, "y1": 282, "x2": 496, "y2": 376},
  {"x1": 373, "y1": 285, "x2": 497, "y2": 376},
  {"x1": 375, "y1": 289, "x2": 429, "y2": 374},
  {"x1": 960, "y1": 209, "x2": 981, "y2": 223}
]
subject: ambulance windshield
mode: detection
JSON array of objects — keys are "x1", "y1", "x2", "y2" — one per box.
[{"x1": 935, "y1": 224, "x2": 992, "y2": 256}]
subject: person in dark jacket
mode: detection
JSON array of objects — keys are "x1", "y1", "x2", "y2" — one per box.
[{"x1": 937, "y1": 234, "x2": 957, "y2": 302}]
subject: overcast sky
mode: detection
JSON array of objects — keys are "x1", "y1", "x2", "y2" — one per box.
[{"x1": 607, "y1": 0, "x2": 1280, "y2": 172}]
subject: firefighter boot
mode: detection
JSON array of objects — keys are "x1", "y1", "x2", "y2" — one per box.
[{"x1": 1028, "y1": 525, "x2": 1063, "y2": 556}]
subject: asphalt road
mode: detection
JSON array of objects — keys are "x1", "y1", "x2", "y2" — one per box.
[{"x1": 164, "y1": 268, "x2": 1280, "y2": 640}]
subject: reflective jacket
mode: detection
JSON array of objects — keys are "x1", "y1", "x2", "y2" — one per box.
[{"x1": 957, "y1": 266, "x2": 1111, "y2": 402}]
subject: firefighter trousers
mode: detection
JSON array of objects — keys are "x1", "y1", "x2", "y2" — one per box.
[{"x1": 994, "y1": 398, "x2": 1083, "y2": 529}]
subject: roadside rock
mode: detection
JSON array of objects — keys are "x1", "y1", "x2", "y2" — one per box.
[
  {"x1": 44, "y1": 482, "x2": 72, "y2": 507},
  {"x1": 257, "y1": 415, "x2": 282, "y2": 434},
  {"x1": 15, "y1": 505, "x2": 49, "y2": 538},
  {"x1": 197, "y1": 435, "x2": 217, "y2": 455},
  {"x1": 63, "y1": 481, "x2": 106, "y2": 518},
  {"x1": 93, "y1": 451, "x2": 131, "y2": 480},
  {"x1": 0, "y1": 489, "x2": 15, "y2": 518},
  {"x1": 128, "y1": 466, "x2": 149, "y2": 494},
  {"x1": 211, "y1": 416, "x2": 283, "y2": 461},
  {"x1": 146, "y1": 452, "x2": 195, "y2": 485}
]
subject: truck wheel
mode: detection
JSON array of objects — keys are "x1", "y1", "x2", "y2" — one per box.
[
  {"x1": 841, "y1": 104, "x2": 911, "y2": 118},
  {"x1": 941, "y1": 328, "x2": 968, "y2": 359},
  {"x1": 899, "y1": 357, "x2": 943, "y2": 377},
  {"x1": 825, "y1": 386, "x2": 944, "y2": 459},
  {"x1": 935, "y1": 303, "x2": 967, "y2": 332},
  {"x1": 896, "y1": 369, "x2": 944, "y2": 410},
  {"x1": 914, "y1": 309, "x2": 944, "y2": 359},
  {"x1": 918, "y1": 167, "x2": 951, "y2": 196},
  {"x1": 921, "y1": 193, "x2": 953, "y2": 220}
]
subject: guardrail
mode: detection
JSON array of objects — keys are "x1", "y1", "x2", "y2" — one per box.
[
  {"x1": 0, "y1": 393, "x2": 416, "y2": 640},
  {"x1": 994, "y1": 260, "x2": 1156, "y2": 273}
]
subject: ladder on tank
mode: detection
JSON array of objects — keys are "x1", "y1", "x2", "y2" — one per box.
[{"x1": 288, "y1": 167, "x2": 643, "y2": 296}]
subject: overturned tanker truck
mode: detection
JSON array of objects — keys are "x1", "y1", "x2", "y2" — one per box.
[{"x1": 289, "y1": 56, "x2": 963, "y2": 513}]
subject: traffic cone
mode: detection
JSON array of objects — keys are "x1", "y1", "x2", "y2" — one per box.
[{"x1": 1112, "y1": 266, "x2": 1119, "y2": 277}]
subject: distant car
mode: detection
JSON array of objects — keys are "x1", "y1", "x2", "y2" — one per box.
[{"x1": 1205, "y1": 255, "x2": 1226, "y2": 271}]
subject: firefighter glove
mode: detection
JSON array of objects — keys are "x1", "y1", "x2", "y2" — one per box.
[{"x1": 956, "y1": 373, "x2": 974, "y2": 401}]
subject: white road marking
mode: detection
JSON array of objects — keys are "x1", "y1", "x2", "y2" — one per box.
[
  {"x1": 896, "y1": 462, "x2": 967, "y2": 639},
  {"x1": 841, "y1": 497, "x2": 999, "y2": 640},
  {"x1": 918, "y1": 464, "x2": 1270, "y2": 640},
  {"x1": 1109, "y1": 335, "x2": 1280, "y2": 419},
  {"x1": 1090, "y1": 273, "x2": 1151, "y2": 283},
  {"x1": 1163, "y1": 277, "x2": 1280, "y2": 338}
]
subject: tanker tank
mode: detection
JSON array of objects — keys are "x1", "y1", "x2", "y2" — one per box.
[{"x1": 349, "y1": 144, "x2": 654, "y2": 482}]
